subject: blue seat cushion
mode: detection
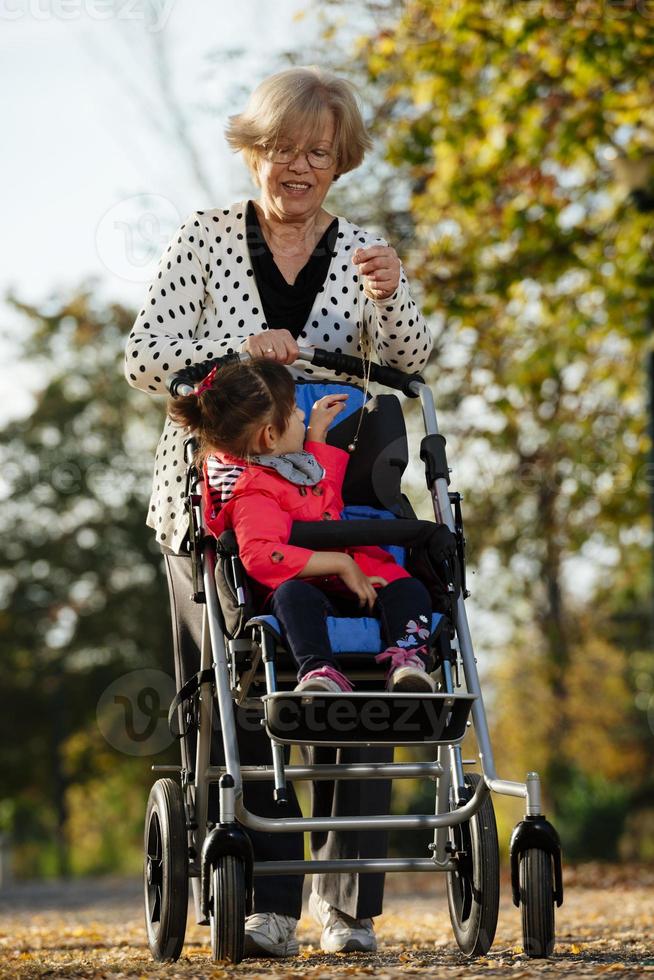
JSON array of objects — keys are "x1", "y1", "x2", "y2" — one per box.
[
  {"x1": 250, "y1": 613, "x2": 443, "y2": 655},
  {"x1": 294, "y1": 381, "x2": 366, "y2": 427}
]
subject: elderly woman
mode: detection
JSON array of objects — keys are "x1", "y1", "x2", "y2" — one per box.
[{"x1": 125, "y1": 65, "x2": 432, "y2": 958}]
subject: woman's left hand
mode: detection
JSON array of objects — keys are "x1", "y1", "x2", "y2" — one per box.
[{"x1": 353, "y1": 245, "x2": 401, "y2": 301}]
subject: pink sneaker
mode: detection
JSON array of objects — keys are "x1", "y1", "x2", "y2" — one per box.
[
  {"x1": 295, "y1": 664, "x2": 353, "y2": 693},
  {"x1": 375, "y1": 645, "x2": 436, "y2": 693}
]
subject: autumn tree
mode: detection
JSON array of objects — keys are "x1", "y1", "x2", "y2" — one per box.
[
  {"x1": 308, "y1": 0, "x2": 654, "y2": 849},
  {"x1": 0, "y1": 287, "x2": 174, "y2": 875}
]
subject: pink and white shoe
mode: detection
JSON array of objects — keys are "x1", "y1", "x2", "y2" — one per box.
[
  {"x1": 295, "y1": 664, "x2": 354, "y2": 693},
  {"x1": 375, "y1": 646, "x2": 436, "y2": 693}
]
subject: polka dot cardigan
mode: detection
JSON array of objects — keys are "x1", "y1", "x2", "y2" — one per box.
[{"x1": 124, "y1": 199, "x2": 433, "y2": 554}]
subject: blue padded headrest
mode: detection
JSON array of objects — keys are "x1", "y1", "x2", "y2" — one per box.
[{"x1": 294, "y1": 381, "x2": 366, "y2": 431}]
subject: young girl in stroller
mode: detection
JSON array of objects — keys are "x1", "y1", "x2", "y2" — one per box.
[{"x1": 168, "y1": 357, "x2": 436, "y2": 694}]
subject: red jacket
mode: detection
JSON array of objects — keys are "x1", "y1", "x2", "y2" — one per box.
[{"x1": 203, "y1": 440, "x2": 409, "y2": 593}]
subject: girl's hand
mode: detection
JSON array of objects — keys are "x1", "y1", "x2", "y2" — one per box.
[
  {"x1": 306, "y1": 393, "x2": 348, "y2": 443},
  {"x1": 240, "y1": 328, "x2": 299, "y2": 364},
  {"x1": 338, "y1": 556, "x2": 381, "y2": 610},
  {"x1": 352, "y1": 245, "x2": 401, "y2": 301}
]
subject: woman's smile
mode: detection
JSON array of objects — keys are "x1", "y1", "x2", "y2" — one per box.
[{"x1": 280, "y1": 180, "x2": 313, "y2": 195}]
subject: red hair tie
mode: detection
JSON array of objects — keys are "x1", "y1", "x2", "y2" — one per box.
[{"x1": 192, "y1": 364, "x2": 218, "y2": 397}]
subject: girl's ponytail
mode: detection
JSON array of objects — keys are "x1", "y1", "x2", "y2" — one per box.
[{"x1": 167, "y1": 392, "x2": 205, "y2": 434}]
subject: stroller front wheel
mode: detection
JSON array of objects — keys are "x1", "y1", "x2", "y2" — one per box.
[
  {"x1": 519, "y1": 847, "x2": 555, "y2": 957},
  {"x1": 209, "y1": 854, "x2": 246, "y2": 963},
  {"x1": 143, "y1": 778, "x2": 188, "y2": 962},
  {"x1": 446, "y1": 772, "x2": 500, "y2": 957}
]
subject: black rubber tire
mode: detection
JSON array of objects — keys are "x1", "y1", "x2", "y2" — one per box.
[
  {"x1": 519, "y1": 848, "x2": 555, "y2": 957},
  {"x1": 446, "y1": 773, "x2": 500, "y2": 957},
  {"x1": 143, "y1": 778, "x2": 188, "y2": 962},
  {"x1": 210, "y1": 855, "x2": 246, "y2": 963}
]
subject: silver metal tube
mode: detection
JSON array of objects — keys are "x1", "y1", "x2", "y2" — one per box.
[
  {"x1": 433, "y1": 744, "x2": 451, "y2": 863},
  {"x1": 415, "y1": 383, "x2": 453, "y2": 529},
  {"x1": 263, "y1": 659, "x2": 277, "y2": 694},
  {"x1": 440, "y1": 658, "x2": 466, "y2": 804},
  {"x1": 253, "y1": 858, "x2": 455, "y2": 875},
  {"x1": 415, "y1": 381, "x2": 439, "y2": 434},
  {"x1": 192, "y1": 609, "x2": 214, "y2": 856},
  {"x1": 190, "y1": 606, "x2": 216, "y2": 928},
  {"x1": 206, "y1": 761, "x2": 444, "y2": 782},
  {"x1": 454, "y1": 593, "x2": 500, "y2": 781},
  {"x1": 235, "y1": 775, "x2": 488, "y2": 833},
  {"x1": 485, "y1": 777, "x2": 527, "y2": 799},
  {"x1": 260, "y1": 630, "x2": 287, "y2": 798},
  {"x1": 525, "y1": 771, "x2": 542, "y2": 815},
  {"x1": 270, "y1": 743, "x2": 288, "y2": 799},
  {"x1": 449, "y1": 745, "x2": 466, "y2": 800},
  {"x1": 219, "y1": 779, "x2": 235, "y2": 824},
  {"x1": 414, "y1": 381, "x2": 506, "y2": 792},
  {"x1": 202, "y1": 543, "x2": 243, "y2": 793}
]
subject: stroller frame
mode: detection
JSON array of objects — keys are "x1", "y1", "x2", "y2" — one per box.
[{"x1": 145, "y1": 347, "x2": 563, "y2": 964}]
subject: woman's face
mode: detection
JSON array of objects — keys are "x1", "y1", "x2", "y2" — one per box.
[{"x1": 255, "y1": 112, "x2": 338, "y2": 221}]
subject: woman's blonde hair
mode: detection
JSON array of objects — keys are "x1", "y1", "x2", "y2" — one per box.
[{"x1": 225, "y1": 66, "x2": 373, "y2": 185}]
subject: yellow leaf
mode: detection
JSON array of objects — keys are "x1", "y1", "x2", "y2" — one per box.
[{"x1": 377, "y1": 36, "x2": 395, "y2": 56}]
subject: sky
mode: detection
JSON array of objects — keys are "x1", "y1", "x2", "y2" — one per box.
[{"x1": 1, "y1": 0, "x2": 317, "y2": 416}]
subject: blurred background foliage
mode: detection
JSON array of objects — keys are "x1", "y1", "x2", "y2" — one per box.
[{"x1": 2, "y1": 0, "x2": 654, "y2": 877}]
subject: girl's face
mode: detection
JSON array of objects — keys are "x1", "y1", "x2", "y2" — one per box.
[{"x1": 271, "y1": 403, "x2": 306, "y2": 455}]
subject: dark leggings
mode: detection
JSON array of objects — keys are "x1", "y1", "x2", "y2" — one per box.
[{"x1": 269, "y1": 577, "x2": 433, "y2": 679}]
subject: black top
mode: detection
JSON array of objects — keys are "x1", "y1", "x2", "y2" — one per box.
[{"x1": 246, "y1": 199, "x2": 339, "y2": 340}]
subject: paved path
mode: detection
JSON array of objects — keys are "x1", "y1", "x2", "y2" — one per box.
[{"x1": 0, "y1": 865, "x2": 652, "y2": 977}]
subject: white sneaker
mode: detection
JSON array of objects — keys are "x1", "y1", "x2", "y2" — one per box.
[
  {"x1": 309, "y1": 890, "x2": 377, "y2": 953},
  {"x1": 388, "y1": 663, "x2": 436, "y2": 693},
  {"x1": 243, "y1": 912, "x2": 299, "y2": 958},
  {"x1": 375, "y1": 646, "x2": 436, "y2": 693},
  {"x1": 295, "y1": 665, "x2": 353, "y2": 693}
]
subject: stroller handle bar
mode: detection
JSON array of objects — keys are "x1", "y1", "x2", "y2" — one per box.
[{"x1": 166, "y1": 347, "x2": 425, "y2": 399}]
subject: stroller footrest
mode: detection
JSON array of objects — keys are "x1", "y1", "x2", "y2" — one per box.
[{"x1": 262, "y1": 691, "x2": 475, "y2": 745}]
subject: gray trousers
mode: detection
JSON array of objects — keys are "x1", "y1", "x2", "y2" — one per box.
[{"x1": 162, "y1": 548, "x2": 392, "y2": 920}]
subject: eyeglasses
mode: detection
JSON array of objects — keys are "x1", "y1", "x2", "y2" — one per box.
[{"x1": 260, "y1": 142, "x2": 337, "y2": 170}]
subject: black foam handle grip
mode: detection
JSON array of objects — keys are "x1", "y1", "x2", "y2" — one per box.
[
  {"x1": 309, "y1": 349, "x2": 424, "y2": 397},
  {"x1": 166, "y1": 352, "x2": 242, "y2": 397}
]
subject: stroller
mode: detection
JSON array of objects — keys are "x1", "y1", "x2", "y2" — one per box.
[{"x1": 143, "y1": 347, "x2": 563, "y2": 964}]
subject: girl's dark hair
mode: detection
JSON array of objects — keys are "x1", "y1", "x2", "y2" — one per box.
[{"x1": 167, "y1": 357, "x2": 296, "y2": 462}]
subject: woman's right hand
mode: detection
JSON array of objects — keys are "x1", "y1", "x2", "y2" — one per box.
[
  {"x1": 240, "y1": 328, "x2": 299, "y2": 364},
  {"x1": 338, "y1": 555, "x2": 386, "y2": 610}
]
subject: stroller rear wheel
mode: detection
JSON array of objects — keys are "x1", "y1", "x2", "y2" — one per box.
[
  {"x1": 446, "y1": 773, "x2": 500, "y2": 957},
  {"x1": 143, "y1": 778, "x2": 188, "y2": 962},
  {"x1": 519, "y1": 847, "x2": 555, "y2": 957},
  {"x1": 209, "y1": 854, "x2": 246, "y2": 963}
]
